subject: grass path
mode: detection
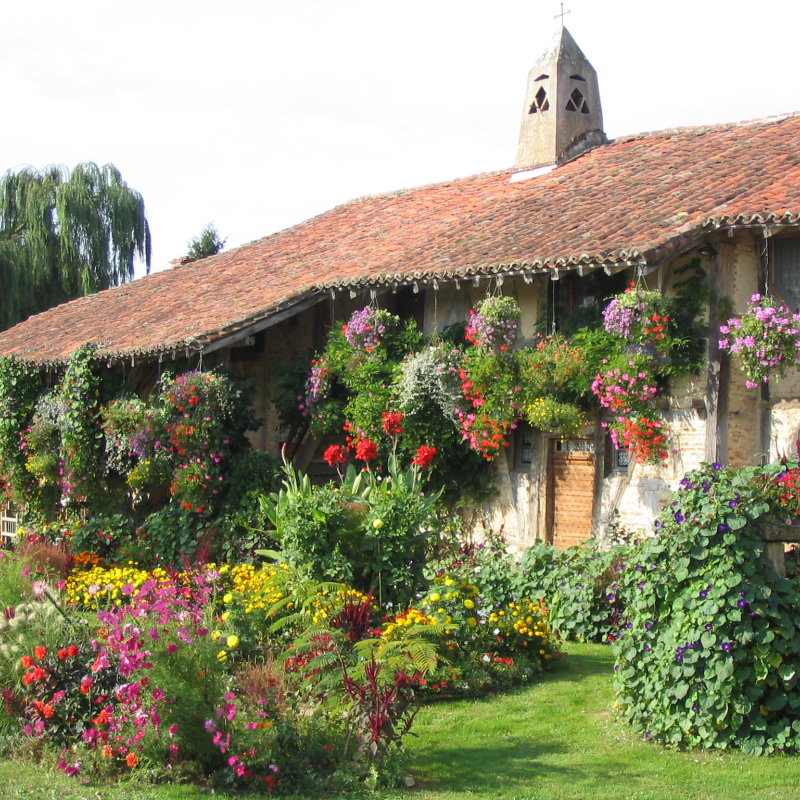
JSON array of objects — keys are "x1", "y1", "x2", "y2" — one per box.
[
  {"x1": 3, "y1": 644, "x2": 800, "y2": 799},
  {"x1": 396, "y1": 643, "x2": 800, "y2": 800}
]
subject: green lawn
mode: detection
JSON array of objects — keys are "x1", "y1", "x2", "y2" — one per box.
[{"x1": 3, "y1": 644, "x2": 800, "y2": 800}]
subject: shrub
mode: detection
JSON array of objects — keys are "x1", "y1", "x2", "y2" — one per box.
[
  {"x1": 613, "y1": 460, "x2": 800, "y2": 754},
  {"x1": 511, "y1": 542, "x2": 625, "y2": 643},
  {"x1": 267, "y1": 458, "x2": 440, "y2": 607}
]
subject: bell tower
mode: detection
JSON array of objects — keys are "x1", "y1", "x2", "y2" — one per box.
[{"x1": 515, "y1": 27, "x2": 606, "y2": 170}]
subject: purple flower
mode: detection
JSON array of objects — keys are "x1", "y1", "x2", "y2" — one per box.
[{"x1": 722, "y1": 642, "x2": 732, "y2": 652}]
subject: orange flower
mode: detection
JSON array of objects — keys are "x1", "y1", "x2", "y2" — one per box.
[
  {"x1": 34, "y1": 646, "x2": 46, "y2": 659},
  {"x1": 125, "y1": 752, "x2": 138, "y2": 768}
]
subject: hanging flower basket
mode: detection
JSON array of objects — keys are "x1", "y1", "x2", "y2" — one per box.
[
  {"x1": 602, "y1": 285, "x2": 672, "y2": 362},
  {"x1": 465, "y1": 296, "x2": 521, "y2": 353},
  {"x1": 718, "y1": 293, "x2": 800, "y2": 388},
  {"x1": 342, "y1": 307, "x2": 387, "y2": 352}
]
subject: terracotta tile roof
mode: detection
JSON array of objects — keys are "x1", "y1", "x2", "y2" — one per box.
[{"x1": 4, "y1": 112, "x2": 800, "y2": 365}]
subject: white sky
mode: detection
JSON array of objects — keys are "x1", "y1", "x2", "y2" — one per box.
[{"x1": 3, "y1": 0, "x2": 798, "y2": 277}]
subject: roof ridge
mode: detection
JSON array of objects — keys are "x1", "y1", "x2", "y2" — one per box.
[{"x1": 611, "y1": 110, "x2": 800, "y2": 144}]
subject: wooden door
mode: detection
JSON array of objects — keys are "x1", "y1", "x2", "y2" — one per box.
[{"x1": 546, "y1": 438, "x2": 596, "y2": 549}]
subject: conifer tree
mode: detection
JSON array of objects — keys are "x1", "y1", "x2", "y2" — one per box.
[{"x1": 186, "y1": 222, "x2": 226, "y2": 261}]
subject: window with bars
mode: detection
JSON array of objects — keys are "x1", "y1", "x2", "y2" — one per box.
[{"x1": 554, "y1": 439, "x2": 596, "y2": 453}]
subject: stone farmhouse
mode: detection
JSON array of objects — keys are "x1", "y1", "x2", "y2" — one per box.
[{"x1": 2, "y1": 28, "x2": 800, "y2": 549}]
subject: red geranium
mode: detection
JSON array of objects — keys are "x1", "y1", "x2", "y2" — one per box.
[
  {"x1": 323, "y1": 444, "x2": 347, "y2": 467},
  {"x1": 355, "y1": 439, "x2": 378, "y2": 461},
  {"x1": 412, "y1": 445, "x2": 437, "y2": 469},
  {"x1": 381, "y1": 412, "x2": 404, "y2": 436}
]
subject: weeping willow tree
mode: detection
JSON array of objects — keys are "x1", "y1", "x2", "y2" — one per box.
[{"x1": 0, "y1": 163, "x2": 151, "y2": 330}]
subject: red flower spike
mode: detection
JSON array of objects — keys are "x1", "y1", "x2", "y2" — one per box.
[
  {"x1": 381, "y1": 412, "x2": 404, "y2": 436},
  {"x1": 412, "y1": 445, "x2": 437, "y2": 469},
  {"x1": 355, "y1": 439, "x2": 378, "y2": 461},
  {"x1": 323, "y1": 445, "x2": 347, "y2": 467}
]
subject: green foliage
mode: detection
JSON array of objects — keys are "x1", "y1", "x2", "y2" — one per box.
[
  {"x1": 215, "y1": 450, "x2": 281, "y2": 563},
  {"x1": 265, "y1": 458, "x2": 440, "y2": 607},
  {"x1": 0, "y1": 163, "x2": 150, "y2": 330},
  {"x1": 429, "y1": 529, "x2": 626, "y2": 645},
  {"x1": 511, "y1": 543, "x2": 625, "y2": 643},
  {"x1": 185, "y1": 222, "x2": 226, "y2": 261},
  {"x1": 668, "y1": 259, "x2": 708, "y2": 376},
  {"x1": 427, "y1": 526, "x2": 515, "y2": 609},
  {"x1": 0, "y1": 355, "x2": 263, "y2": 567},
  {"x1": 66, "y1": 514, "x2": 133, "y2": 560},
  {"x1": 57, "y1": 344, "x2": 106, "y2": 507},
  {"x1": 134, "y1": 508, "x2": 213, "y2": 566},
  {"x1": 524, "y1": 397, "x2": 586, "y2": 436},
  {"x1": 0, "y1": 357, "x2": 44, "y2": 510},
  {"x1": 517, "y1": 334, "x2": 594, "y2": 404},
  {"x1": 614, "y1": 459, "x2": 800, "y2": 754}
]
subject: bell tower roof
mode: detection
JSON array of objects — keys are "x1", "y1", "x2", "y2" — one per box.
[{"x1": 515, "y1": 26, "x2": 606, "y2": 170}]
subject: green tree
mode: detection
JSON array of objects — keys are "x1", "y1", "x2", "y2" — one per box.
[
  {"x1": 0, "y1": 162, "x2": 151, "y2": 331},
  {"x1": 186, "y1": 222, "x2": 226, "y2": 260}
]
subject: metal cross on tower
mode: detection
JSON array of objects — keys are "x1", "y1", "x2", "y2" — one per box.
[{"x1": 554, "y1": 2, "x2": 571, "y2": 25}]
